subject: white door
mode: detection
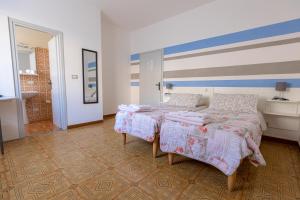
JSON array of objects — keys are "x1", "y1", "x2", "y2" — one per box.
[
  {"x1": 139, "y1": 49, "x2": 163, "y2": 105},
  {"x1": 48, "y1": 37, "x2": 61, "y2": 128}
]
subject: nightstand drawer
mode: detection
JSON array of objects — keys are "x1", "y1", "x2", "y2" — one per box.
[
  {"x1": 265, "y1": 115, "x2": 300, "y2": 131},
  {"x1": 265, "y1": 102, "x2": 299, "y2": 116}
]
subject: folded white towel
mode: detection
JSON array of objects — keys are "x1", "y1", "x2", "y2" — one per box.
[
  {"x1": 165, "y1": 111, "x2": 213, "y2": 126},
  {"x1": 118, "y1": 104, "x2": 152, "y2": 112}
]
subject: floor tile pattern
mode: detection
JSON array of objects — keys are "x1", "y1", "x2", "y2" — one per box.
[{"x1": 0, "y1": 118, "x2": 299, "y2": 199}]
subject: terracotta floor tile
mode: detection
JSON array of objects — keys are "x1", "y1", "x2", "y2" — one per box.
[
  {"x1": 77, "y1": 170, "x2": 130, "y2": 200},
  {"x1": 138, "y1": 168, "x2": 189, "y2": 200},
  {"x1": 115, "y1": 157, "x2": 158, "y2": 182},
  {"x1": 24, "y1": 120, "x2": 55, "y2": 136},
  {"x1": 115, "y1": 187, "x2": 154, "y2": 200},
  {"x1": 8, "y1": 171, "x2": 71, "y2": 200}
]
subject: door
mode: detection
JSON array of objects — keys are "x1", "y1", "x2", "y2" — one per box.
[
  {"x1": 48, "y1": 37, "x2": 61, "y2": 128},
  {"x1": 139, "y1": 49, "x2": 163, "y2": 105}
]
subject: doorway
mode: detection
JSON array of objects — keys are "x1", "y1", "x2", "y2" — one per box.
[
  {"x1": 139, "y1": 49, "x2": 163, "y2": 105},
  {"x1": 9, "y1": 18, "x2": 67, "y2": 137}
]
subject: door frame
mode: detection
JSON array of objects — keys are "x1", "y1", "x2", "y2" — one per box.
[
  {"x1": 8, "y1": 18, "x2": 68, "y2": 138},
  {"x1": 139, "y1": 49, "x2": 164, "y2": 104}
]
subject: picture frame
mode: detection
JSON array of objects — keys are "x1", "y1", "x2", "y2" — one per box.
[{"x1": 82, "y1": 48, "x2": 98, "y2": 104}]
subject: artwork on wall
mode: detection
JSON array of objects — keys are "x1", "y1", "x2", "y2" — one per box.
[{"x1": 82, "y1": 49, "x2": 98, "y2": 104}]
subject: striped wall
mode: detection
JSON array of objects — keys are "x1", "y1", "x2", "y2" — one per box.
[{"x1": 130, "y1": 18, "x2": 300, "y2": 109}]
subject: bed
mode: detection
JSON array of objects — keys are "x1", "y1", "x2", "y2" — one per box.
[
  {"x1": 159, "y1": 93, "x2": 267, "y2": 191},
  {"x1": 114, "y1": 93, "x2": 207, "y2": 158}
]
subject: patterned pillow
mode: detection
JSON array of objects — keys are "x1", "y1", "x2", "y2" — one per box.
[
  {"x1": 209, "y1": 93, "x2": 258, "y2": 113},
  {"x1": 166, "y1": 93, "x2": 204, "y2": 107}
]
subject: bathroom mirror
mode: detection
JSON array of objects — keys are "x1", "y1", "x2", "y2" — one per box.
[
  {"x1": 17, "y1": 47, "x2": 37, "y2": 75},
  {"x1": 82, "y1": 49, "x2": 98, "y2": 104}
]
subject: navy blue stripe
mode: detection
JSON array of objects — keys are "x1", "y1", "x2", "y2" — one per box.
[
  {"x1": 131, "y1": 79, "x2": 300, "y2": 88},
  {"x1": 130, "y1": 54, "x2": 140, "y2": 62},
  {"x1": 130, "y1": 18, "x2": 300, "y2": 60}
]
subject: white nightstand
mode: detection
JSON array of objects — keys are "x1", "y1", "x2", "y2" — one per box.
[{"x1": 263, "y1": 100, "x2": 300, "y2": 145}]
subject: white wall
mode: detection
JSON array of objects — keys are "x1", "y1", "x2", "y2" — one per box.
[
  {"x1": 130, "y1": 0, "x2": 300, "y2": 53},
  {"x1": 0, "y1": 15, "x2": 19, "y2": 141},
  {"x1": 101, "y1": 14, "x2": 130, "y2": 115},
  {"x1": 0, "y1": 0, "x2": 103, "y2": 128}
]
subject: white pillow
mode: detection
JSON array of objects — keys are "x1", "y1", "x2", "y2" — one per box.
[
  {"x1": 166, "y1": 93, "x2": 204, "y2": 107},
  {"x1": 209, "y1": 93, "x2": 258, "y2": 113}
]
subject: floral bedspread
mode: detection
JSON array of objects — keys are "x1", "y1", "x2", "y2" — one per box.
[
  {"x1": 160, "y1": 109, "x2": 267, "y2": 175},
  {"x1": 114, "y1": 105, "x2": 206, "y2": 142}
]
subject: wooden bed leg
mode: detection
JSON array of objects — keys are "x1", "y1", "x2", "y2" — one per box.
[
  {"x1": 122, "y1": 133, "x2": 126, "y2": 145},
  {"x1": 228, "y1": 171, "x2": 237, "y2": 191},
  {"x1": 152, "y1": 135, "x2": 159, "y2": 158},
  {"x1": 168, "y1": 153, "x2": 174, "y2": 165}
]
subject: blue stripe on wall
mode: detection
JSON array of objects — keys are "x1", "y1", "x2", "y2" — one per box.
[
  {"x1": 166, "y1": 79, "x2": 300, "y2": 88},
  {"x1": 130, "y1": 18, "x2": 300, "y2": 60},
  {"x1": 131, "y1": 79, "x2": 300, "y2": 88},
  {"x1": 130, "y1": 54, "x2": 140, "y2": 62}
]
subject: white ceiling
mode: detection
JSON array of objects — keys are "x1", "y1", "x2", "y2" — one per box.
[
  {"x1": 15, "y1": 25, "x2": 53, "y2": 49},
  {"x1": 94, "y1": 0, "x2": 215, "y2": 30}
]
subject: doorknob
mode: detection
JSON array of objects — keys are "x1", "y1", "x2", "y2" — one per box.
[{"x1": 155, "y1": 82, "x2": 161, "y2": 91}]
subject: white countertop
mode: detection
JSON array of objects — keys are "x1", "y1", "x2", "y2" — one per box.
[{"x1": 0, "y1": 96, "x2": 17, "y2": 101}]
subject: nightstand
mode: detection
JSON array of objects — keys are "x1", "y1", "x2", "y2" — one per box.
[{"x1": 263, "y1": 100, "x2": 300, "y2": 145}]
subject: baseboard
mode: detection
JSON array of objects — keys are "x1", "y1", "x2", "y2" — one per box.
[
  {"x1": 67, "y1": 120, "x2": 103, "y2": 129},
  {"x1": 103, "y1": 113, "x2": 116, "y2": 119}
]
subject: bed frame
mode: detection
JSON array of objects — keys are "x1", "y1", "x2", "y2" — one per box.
[
  {"x1": 168, "y1": 153, "x2": 242, "y2": 191},
  {"x1": 122, "y1": 133, "x2": 159, "y2": 158}
]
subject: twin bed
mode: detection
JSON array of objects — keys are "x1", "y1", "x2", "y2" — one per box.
[{"x1": 114, "y1": 93, "x2": 267, "y2": 191}]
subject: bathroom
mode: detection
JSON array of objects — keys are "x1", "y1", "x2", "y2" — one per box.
[{"x1": 16, "y1": 25, "x2": 55, "y2": 135}]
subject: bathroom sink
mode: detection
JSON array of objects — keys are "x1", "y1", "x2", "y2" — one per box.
[{"x1": 22, "y1": 91, "x2": 38, "y2": 99}]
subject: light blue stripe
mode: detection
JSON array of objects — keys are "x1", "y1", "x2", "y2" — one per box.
[
  {"x1": 130, "y1": 18, "x2": 300, "y2": 59},
  {"x1": 164, "y1": 18, "x2": 300, "y2": 55},
  {"x1": 130, "y1": 79, "x2": 300, "y2": 88},
  {"x1": 88, "y1": 61, "x2": 96, "y2": 68},
  {"x1": 131, "y1": 82, "x2": 140, "y2": 86},
  {"x1": 165, "y1": 79, "x2": 300, "y2": 88},
  {"x1": 130, "y1": 54, "x2": 140, "y2": 62}
]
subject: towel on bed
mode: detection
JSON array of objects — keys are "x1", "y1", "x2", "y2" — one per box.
[
  {"x1": 118, "y1": 104, "x2": 153, "y2": 112},
  {"x1": 165, "y1": 111, "x2": 213, "y2": 126}
]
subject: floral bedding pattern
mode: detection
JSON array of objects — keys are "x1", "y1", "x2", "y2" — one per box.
[
  {"x1": 160, "y1": 109, "x2": 266, "y2": 175},
  {"x1": 114, "y1": 105, "x2": 206, "y2": 142}
]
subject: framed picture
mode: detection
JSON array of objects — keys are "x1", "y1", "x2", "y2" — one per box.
[{"x1": 82, "y1": 49, "x2": 98, "y2": 104}]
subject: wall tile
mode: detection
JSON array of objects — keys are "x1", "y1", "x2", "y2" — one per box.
[{"x1": 20, "y1": 47, "x2": 52, "y2": 123}]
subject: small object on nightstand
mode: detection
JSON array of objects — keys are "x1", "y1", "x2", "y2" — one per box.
[{"x1": 272, "y1": 96, "x2": 289, "y2": 101}]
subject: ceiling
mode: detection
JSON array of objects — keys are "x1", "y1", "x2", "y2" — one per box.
[
  {"x1": 94, "y1": 0, "x2": 215, "y2": 30},
  {"x1": 15, "y1": 25, "x2": 53, "y2": 50}
]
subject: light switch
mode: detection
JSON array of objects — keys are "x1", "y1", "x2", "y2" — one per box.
[{"x1": 72, "y1": 75, "x2": 78, "y2": 79}]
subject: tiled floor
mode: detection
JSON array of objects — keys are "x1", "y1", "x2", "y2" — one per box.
[
  {"x1": 24, "y1": 120, "x2": 55, "y2": 136},
  {"x1": 1, "y1": 118, "x2": 299, "y2": 199}
]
